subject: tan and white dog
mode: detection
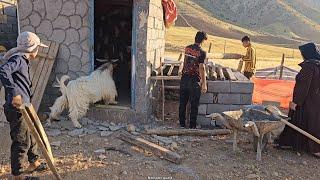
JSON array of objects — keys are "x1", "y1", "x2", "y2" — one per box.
[{"x1": 47, "y1": 61, "x2": 118, "y2": 128}]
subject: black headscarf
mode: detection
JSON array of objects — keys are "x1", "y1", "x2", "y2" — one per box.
[{"x1": 299, "y1": 43, "x2": 320, "y2": 65}]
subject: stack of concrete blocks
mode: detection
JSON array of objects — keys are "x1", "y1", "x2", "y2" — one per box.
[
  {"x1": 0, "y1": 0, "x2": 18, "y2": 49},
  {"x1": 197, "y1": 79, "x2": 254, "y2": 127}
]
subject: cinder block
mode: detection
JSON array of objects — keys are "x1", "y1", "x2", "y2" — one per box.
[
  {"x1": 208, "y1": 81, "x2": 231, "y2": 93},
  {"x1": 229, "y1": 105, "x2": 244, "y2": 111},
  {"x1": 207, "y1": 104, "x2": 230, "y2": 114},
  {"x1": 218, "y1": 94, "x2": 241, "y2": 104},
  {"x1": 199, "y1": 93, "x2": 213, "y2": 104},
  {"x1": 198, "y1": 104, "x2": 207, "y2": 115},
  {"x1": 230, "y1": 81, "x2": 254, "y2": 94},
  {"x1": 240, "y1": 94, "x2": 253, "y2": 105}
]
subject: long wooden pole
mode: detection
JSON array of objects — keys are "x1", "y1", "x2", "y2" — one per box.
[
  {"x1": 145, "y1": 129, "x2": 232, "y2": 136},
  {"x1": 280, "y1": 119, "x2": 320, "y2": 145}
]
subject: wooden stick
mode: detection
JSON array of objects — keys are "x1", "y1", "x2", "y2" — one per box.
[
  {"x1": 167, "y1": 65, "x2": 175, "y2": 76},
  {"x1": 237, "y1": 59, "x2": 243, "y2": 72},
  {"x1": 164, "y1": 86, "x2": 180, "y2": 90},
  {"x1": 224, "y1": 68, "x2": 237, "y2": 81},
  {"x1": 160, "y1": 59, "x2": 165, "y2": 122},
  {"x1": 178, "y1": 53, "x2": 183, "y2": 61},
  {"x1": 279, "y1": 54, "x2": 285, "y2": 80},
  {"x1": 119, "y1": 133, "x2": 182, "y2": 164},
  {"x1": 208, "y1": 43, "x2": 212, "y2": 53},
  {"x1": 145, "y1": 129, "x2": 231, "y2": 136},
  {"x1": 280, "y1": 119, "x2": 320, "y2": 145},
  {"x1": 25, "y1": 103, "x2": 53, "y2": 160},
  {"x1": 20, "y1": 105, "x2": 62, "y2": 180}
]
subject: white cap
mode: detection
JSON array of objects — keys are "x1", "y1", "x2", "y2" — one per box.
[{"x1": 17, "y1": 31, "x2": 48, "y2": 52}]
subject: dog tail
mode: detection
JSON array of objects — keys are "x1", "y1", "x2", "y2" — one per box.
[{"x1": 56, "y1": 75, "x2": 70, "y2": 95}]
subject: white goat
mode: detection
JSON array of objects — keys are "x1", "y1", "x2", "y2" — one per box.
[{"x1": 47, "y1": 62, "x2": 118, "y2": 128}]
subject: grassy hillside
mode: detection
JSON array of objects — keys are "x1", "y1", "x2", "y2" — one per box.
[
  {"x1": 182, "y1": 0, "x2": 320, "y2": 43},
  {"x1": 165, "y1": 27, "x2": 302, "y2": 70}
]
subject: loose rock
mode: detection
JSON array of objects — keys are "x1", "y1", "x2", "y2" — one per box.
[
  {"x1": 98, "y1": 126, "x2": 109, "y2": 131},
  {"x1": 101, "y1": 131, "x2": 113, "y2": 137},
  {"x1": 94, "y1": 149, "x2": 106, "y2": 154},
  {"x1": 68, "y1": 128, "x2": 84, "y2": 137},
  {"x1": 126, "y1": 124, "x2": 136, "y2": 132},
  {"x1": 51, "y1": 141, "x2": 61, "y2": 147},
  {"x1": 47, "y1": 129, "x2": 62, "y2": 137}
]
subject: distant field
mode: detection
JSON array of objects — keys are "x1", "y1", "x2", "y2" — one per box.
[{"x1": 165, "y1": 27, "x2": 303, "y2": 70}]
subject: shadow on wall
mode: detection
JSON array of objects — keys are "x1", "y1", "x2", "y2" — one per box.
[{"x1": 0, "y1": 1, "x2": 18, "y2": 50}]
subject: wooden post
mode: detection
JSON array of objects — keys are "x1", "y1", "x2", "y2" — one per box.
[
  {"x1": 208, "y1": 42, "x2": 212, "y2": 53},
  {"x1": 177, "y1": 53, "x2": 183, "y2": 61},
  {"x1": 279, "y1": 54, "x2": 285, "y2": 79},
  {"x1": 160, "y1": 58, "x2": 165, "y2": 121},
  {"x1": 119, "y1": 133, "x2": 182, "y2": 164}
]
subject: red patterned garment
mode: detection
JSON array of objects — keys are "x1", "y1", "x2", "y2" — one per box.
[
  {"x1": 162, "y1": 0, "x2": 177, "y2": 28},
  {"x1": 182, "y1": 44, "x2": 206, "y2": 81}
]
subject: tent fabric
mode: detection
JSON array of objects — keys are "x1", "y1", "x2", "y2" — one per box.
[
  {"x1": 252, "y1": 77, "x2": 295, "y2": 109},
  {"x1": 162, "y1": 0, "x2": 178, "y2": 28}
]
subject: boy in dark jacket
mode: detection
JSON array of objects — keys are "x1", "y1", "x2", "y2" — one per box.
[{"x1": 0, "y1": 32, "x2": 48, "y2": 180}]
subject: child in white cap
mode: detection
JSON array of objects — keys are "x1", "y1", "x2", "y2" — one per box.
[{"x1": 0, "y1": 32, "x2": 48, "y2": 180}]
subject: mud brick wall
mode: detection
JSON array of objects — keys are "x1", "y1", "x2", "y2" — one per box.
[
  {"x1": 197, "y1": 80, "x2": 254, "y2": 126},
  {"x1": 0, "y1": 0, "x2": 17, "y2": 49}
]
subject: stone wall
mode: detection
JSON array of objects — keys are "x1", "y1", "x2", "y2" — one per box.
[
  {"x1": 197, "y1": 80, "x2": 254, "y2": 126},
  {"x1": 18, "y1": 0, "x2": 91, "y2": 111},
  {"x1": 0, "y1": 0, "x2": 18, "y2": 49}
]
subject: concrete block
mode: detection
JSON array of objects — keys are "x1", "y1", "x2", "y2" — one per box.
[
  {"x1": 218, "y1": 94, "x2": 241, "y2": 104},
  {"x1": 200, "y1": 93, "x2": 213, "y2": 104},
  {"x1": 207, "y1": 104, "x2": 230, "y2": 114},
  {"x1": 230, "y1": 81, "x2": 254, "y2": 94},
  {"x1": 208, "y1": 81, "x2": 231, "y2": 93},
  {"x1": 240, "y1": 94, "x2": 253, "y2": 105},
  {"x1": 229, "y1": 105, "x2": 244, "y2": 111},
  {"x1": 198, "y1": 104, "x2": 207, "y2": 115}
]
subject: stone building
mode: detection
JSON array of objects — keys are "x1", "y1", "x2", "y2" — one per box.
[
  {"x1": 0, "y1": 0, "x2": 18, "y2": 49},
  {"x1": 17, "y1": 0, "x2": 166, "y2": 122}
]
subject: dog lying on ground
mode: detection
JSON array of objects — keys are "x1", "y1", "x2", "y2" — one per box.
[{"x1": 47, "y1": 61, "x2": 118, "y2": 128}]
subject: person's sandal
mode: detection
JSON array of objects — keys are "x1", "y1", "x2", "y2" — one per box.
[{"x1": 25, "y1": 162, "x2": 48, "y2": 174}]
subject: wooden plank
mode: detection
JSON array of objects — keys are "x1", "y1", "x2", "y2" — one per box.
[
  {"x1": 177, "y1": 53, "x2": 183, "y2": 61},
  {"x1": 145, "y1": 129, "x2": 232, "y2": 136},
  {"x1": 25, "y1": 103, "x2": 53, "y2": 159},
  {"x1": 167, "y1": 65, "x2": 174, "y2": 76},
  {"x1": 237, "y1": 59, "x2": 243, "y2": 72},
  {"x1": 164, "y1": 86, "x2": 180, "y2": 90},
  {"x1": 178, "y1": 62, "x2": 184, "y2": 76},
  {"x1": 160, "y1": 58, "x2": 165, "y2": 122},
  {"x1": 233, "y1": 71, "x2": 249, "y2": 81},
  {"x1": 216, "y1": 66, "x2": 225, "y2": 81},
  {"x1": 20, "y1": 105, "x2": 62, "y2": 180},
  {"x1": 31, "y1": 40, "x2": 59, "y2": 111},
  {"x1": 150, "y1": 76, "x2": 181, "y2": 80},
  {"x1": 225, "y1": 68, "x2": 237, "y2": 81},
  {"x1": 119, "y1": 133, "x2": 182, "y2": 164}
]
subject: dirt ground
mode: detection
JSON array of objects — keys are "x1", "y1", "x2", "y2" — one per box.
[{"x1": 0, "y1": 101, "x2": 319, "y2": 180}]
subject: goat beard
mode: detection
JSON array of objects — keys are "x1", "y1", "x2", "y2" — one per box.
[{"x1": 47, "y1": 63, "x2": 118, "y2": 128}]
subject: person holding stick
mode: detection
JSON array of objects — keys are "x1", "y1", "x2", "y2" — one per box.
[
  {"x1": 0, "y1": 32, "x2": 48, "y2": 180},
  {"x1": 276, "y1": 43, "x2": 320, "y2": 158},
  {"x1": 179, "y1": 31, "x2": 208, "y2": 129}
]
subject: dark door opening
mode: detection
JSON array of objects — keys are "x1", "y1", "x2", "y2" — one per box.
[{"x1": 94, "y1": 0, "x2": 132, "y2": 107}]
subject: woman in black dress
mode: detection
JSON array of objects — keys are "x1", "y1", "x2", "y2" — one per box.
[{"x1": 277, "y1": 43, "x2": 320, "y2": 157}]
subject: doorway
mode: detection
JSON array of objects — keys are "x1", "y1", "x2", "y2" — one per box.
[{"x1": 94, "y1": 0, "x2": 133, "y2": 107}]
